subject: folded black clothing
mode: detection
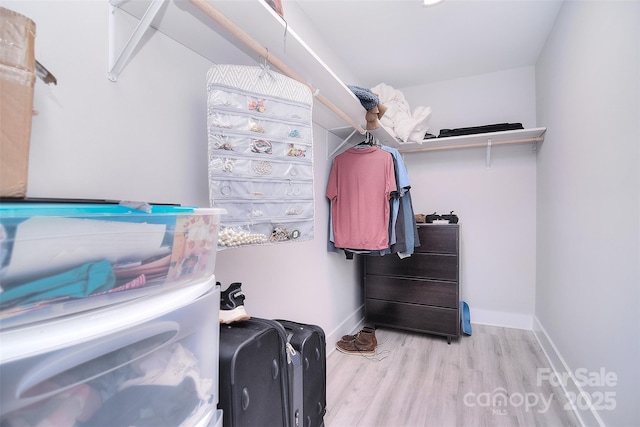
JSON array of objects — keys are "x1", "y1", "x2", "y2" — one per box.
[
  {"x1": 84, "y1": 378, "x2": 199, "y2": 427},
  {"x1": 425, "y1": 213, "x2": 441, "y2": 223},
  {"x1": 438, "y1": 123, "x2": 523, "y2": 138},
  {"x1": 441, "y1": 211, "x2": 459, "y2": 224}
]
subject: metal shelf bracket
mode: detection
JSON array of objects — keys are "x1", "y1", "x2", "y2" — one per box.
[
  {"x1": 108, "y1": 0, "x2": 166, "y2": 82},
  {"x1": 327, "y1": 128, "x2": 358, "y2": 159},
  {"x1": 486, "y1": 138, "x2": 492, "y2": 169}
]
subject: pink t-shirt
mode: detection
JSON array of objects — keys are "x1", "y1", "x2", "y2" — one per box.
[{"x1": 326, "y1": 147, "x2": 397, "y2": 250}]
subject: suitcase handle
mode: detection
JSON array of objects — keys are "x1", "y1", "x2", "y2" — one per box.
[{"x1": 242, "y1": 387, "x2": 250, "y2": 411}]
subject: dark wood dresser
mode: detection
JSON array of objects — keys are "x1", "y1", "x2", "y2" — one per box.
[{"x1": 364, "y1": 224, "x2": 460, "y2": 344}]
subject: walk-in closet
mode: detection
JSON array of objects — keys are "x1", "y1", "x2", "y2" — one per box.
[{"x1": 0, "y1": 1, "x2": 637, "y2": 426}]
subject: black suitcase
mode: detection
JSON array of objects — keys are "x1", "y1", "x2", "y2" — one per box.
[
  {"x1": 275, "y1": 320, "x2": 327, "y2": 427},
  {"x1": 218, "y1": 318, "x2": 291, "y2": 427}
]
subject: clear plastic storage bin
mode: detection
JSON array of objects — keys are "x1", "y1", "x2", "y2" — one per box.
[
  {"x1": 0, "y1": 203, "x2": 225, "y2": 329},
  {"x1": 0, "y1": 278, "x2": 220, "y2": 427}
]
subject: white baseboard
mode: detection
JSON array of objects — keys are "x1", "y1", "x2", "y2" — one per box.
[
  {"x1": 326, "y1": 305, "x2": 530, "y2": 354},
  {"x1": 470, "y1": 307, "x2": 533, "y2": 330},
  {"x1": 325, "y1": 304, "x2": 365, "y2": 356},
  {"x1": 532, "y1": 316, "x2": 605, "y2": 427}
]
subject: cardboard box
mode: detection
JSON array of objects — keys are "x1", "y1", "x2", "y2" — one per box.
[
  {"x1": 0, "y1": 7, "x2": 36, "y2": 198},
  {"x1": 0, "y1": 65, "x2": 34, "y2": 197},
  {"x1": 0, "y1": 7, "x2": 35, "y2": 72}
]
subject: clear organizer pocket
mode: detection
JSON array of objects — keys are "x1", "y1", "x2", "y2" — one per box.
[
  {"x1": 248, "y1": 116, "x2": 311, "y2": 141},
  {"x1": 207, "y1": 112, "x2": 311, "y2": 142},
  {"x1": 207, "y1": 89, "x2": 247, "y2": 111},
  {"x1": 215, "y1": 199, "x2": 314, "y2": 220},
  {"x1": 257, "y1": 98, "x2": 310, "y2": 122},
  {"x1": 209, "y1": 179, "x2": 313, "y2": 200},
  {"x1": 207, "y1": 89, "x2": 310, "y2": 122},
  {"x1": 218, "y1": 217, "x2": 314, "y2": 247},
  {"x1": 208, "y1": 156, "x2": 312, "y2": 179},
  {"x1": 208, "y1": 132, "x2": 312, "y2": 158}
]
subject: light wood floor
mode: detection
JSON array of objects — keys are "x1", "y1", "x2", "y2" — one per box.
[{"x1": 325, "y1": 324, "x2": 581, "y2": 427}]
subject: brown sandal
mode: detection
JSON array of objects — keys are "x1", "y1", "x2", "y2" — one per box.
[{"x1": 377, "y1": 103, "x2": 388, "y2": 120}]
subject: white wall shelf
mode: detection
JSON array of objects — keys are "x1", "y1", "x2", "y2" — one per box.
[
  {"x1": 109, "y1": 0, "x2": 369, "y2": 133},
  {"x1": 109, "y1": 0, "x2": 545, "y2": 165},
  {"x1": 328, "y1": 127, "x2": 545, "y2": 163},
  {"x1": 399, "y1": 127, "x2": 547, "y2": 168},
  {"x1": 397, "y1": 127, "x2": 546, "y2": 153}
]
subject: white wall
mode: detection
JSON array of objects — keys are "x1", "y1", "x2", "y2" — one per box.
[
  {"x1": 535, "y1": 1, "x2": 640, "y2": 426},
  {"x1": 11, "y1": 1, "x2": 214, "y2": 206},
  {"x1": 4, "y1": 1, "x2": 363, "y2": 347},
  {"x1": 399, "y1": 67, "x2": 538, "y2": 329}
]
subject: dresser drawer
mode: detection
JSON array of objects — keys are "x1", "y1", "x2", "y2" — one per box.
[
  {"x1": 415, "y1": 225, "x2": 458, "y2": 254},
  {"x1": 365, "y1": 253, "x2": 458, "y2": 282},
  {"x1": 366, "y1": 275, "x2": 457, "y2": 309},
  {"x1": 365, "y1": 299, "x2": 459, "y2": 337}
]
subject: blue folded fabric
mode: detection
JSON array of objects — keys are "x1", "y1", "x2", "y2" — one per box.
[
  {"x1": 347, "y1": 85, "x2": 379, "y2": 110},
  {"x1": 0, "y1": 260, "x2": 116, "y2": 306}
]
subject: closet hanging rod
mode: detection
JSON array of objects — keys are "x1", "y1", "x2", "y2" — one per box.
[
  {"x1": 397, "y1": 136, "x2": 544, "y2": 154},
  {"x1": 188, "y1": 0, "x2": 366, "y2": 134}
]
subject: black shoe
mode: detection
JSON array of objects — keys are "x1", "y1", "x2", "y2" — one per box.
[
  {"x1": 441, "y1": 211, "x2": 459, "y2": 224},
  {"x1": 425, "y1": 212, "x2": 441, "y2": 223},
  {"x1": 219, "y1": 282, "x2": 250, "y2": 324}
]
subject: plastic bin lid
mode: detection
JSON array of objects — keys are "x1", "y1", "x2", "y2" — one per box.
[{"x1": 0, "y1": 203, "x2": 219, "y2": 218}]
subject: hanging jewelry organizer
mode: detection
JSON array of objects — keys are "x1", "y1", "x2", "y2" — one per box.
[{"x1": 207, "y1": 64, "x2": 314, "y2": 248}]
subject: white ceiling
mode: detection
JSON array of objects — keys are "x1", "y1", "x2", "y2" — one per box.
[{"x1": 292, "y1": 0, "x2": 564, "y2": 89}]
